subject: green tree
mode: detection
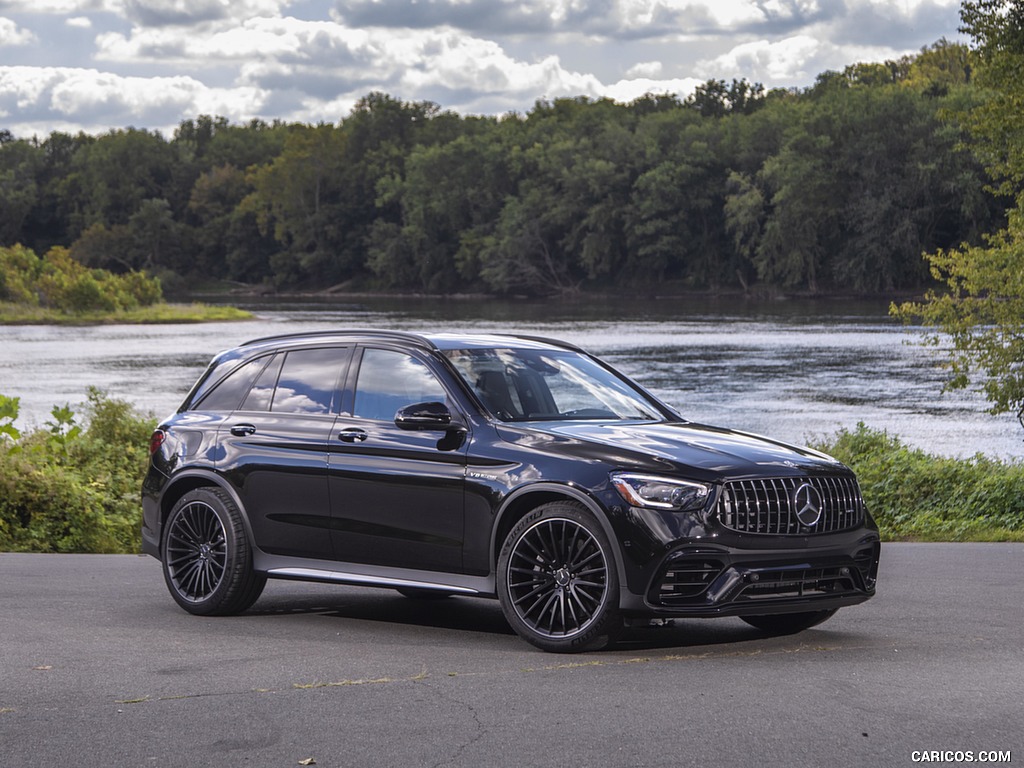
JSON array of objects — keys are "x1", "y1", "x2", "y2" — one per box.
[
  {"x1": 22, "y1": 132, "x2": 92, "y2": 253},
  {"x1": 61, "y1": 129, "x2": 176, "y2": 239},
  {"x1": 478, "y1": 191, "x2": 580, "y2": 295},
  {"x1": 245, "y1": 124, "x2": 349, "y2": 286},
  {"x1": 755, "y1": 131, "x2": 836, "y2": 292},
  {"x1": 894, "y1": 0, "x2": 1024, "y2": 429},
  {"x1": 905, "y1": 39, "x2": 973, "y2": 94},
  {"x1": 0, "y1": 139, "x2": 39, "y2": 246},
  {"x1": 627, "y1": 110, "x2": 730, "y2": 287},
  {"x1": 69, "y1": 222, "x2": 136, "y2": 273},
  {"x1": 367, "y1": 123, "x2": 511, "y2": 291},
  {"x1": 723, "y1": 171, "x2": 765, "y2": 289}
]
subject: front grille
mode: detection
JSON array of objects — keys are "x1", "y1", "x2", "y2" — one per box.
[
  {"x1": 736, "y1": 565, "x2": 857, "y2": 600},
  {"x1": 716, "y1": 475, "x2": 864, "y2": 535}
]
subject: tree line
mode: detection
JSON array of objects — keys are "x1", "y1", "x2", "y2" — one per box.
[{"x1": 0, "y1": 39, "x2": 1005, "y2": 297}]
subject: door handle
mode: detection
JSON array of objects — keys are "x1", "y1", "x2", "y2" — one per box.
[
  {"x1": 337, "y1": 428, "x2": 368, "y2": 443},
  {"x1": 230, "y1": 424, "x2": 257, "y2": 436}
]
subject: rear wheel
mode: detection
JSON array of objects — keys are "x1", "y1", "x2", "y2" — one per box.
[
  {"x1": 740, "y1": 608, "x2": 838, "y2": 635},
  {"x1": 162, "y1": 487, "x2": 266, "y2": 616},
  {"x1": 497, "y1": 501, "x2": 621, "y2": 653}
]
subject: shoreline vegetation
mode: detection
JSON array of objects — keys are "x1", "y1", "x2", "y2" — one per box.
[
  {"x1": 1, "y1": 393, "x2": 1021, "y2": 554},
  {"x1": 0, "y1": 301, "x2": 252, "y2": 325},
  {"x1": 0, "y1": 244, "x2": 251, "y2": 325}
]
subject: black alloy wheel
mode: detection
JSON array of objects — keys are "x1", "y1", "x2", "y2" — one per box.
[
  {"x1": 498, "y1": 501, "x2": 621, "y2": 653},
  {"x1": 162, "y1": 487, "x2": 266, "y2": 615}
]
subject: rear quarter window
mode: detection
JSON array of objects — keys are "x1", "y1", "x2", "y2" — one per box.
[{"x1": 194, "y1": 356, "x2": 269, "y2": 412}]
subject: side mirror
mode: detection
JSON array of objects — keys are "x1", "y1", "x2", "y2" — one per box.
[{"x1": 395, "y1": 401, "x2": 454, "y2": 431}]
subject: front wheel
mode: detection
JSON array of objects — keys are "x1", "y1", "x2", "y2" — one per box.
[
  {"x1": 497, "y1": 501, "x2": 621, "y2": 653},
  {"x1": 161, "y1": 487, "x2": 266, "y2": 616},
  {"x1": 740, "y1": 608, "x2": 838, "y2": 635}
]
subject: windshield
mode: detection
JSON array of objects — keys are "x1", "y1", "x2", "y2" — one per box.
[{"x1": 443, "y1": 347, "x2": 664, "y2": 422}]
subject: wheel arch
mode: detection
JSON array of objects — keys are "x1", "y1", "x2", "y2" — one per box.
[
  {"x1": 158, "y1": 471, "x2": 257, "y2": 554},
  {"x1": 490, "y1": 483, "x2": 626, "y2": 587}
]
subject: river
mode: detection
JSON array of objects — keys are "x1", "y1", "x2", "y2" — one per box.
[{"x1": 2, "y1": 295, "x2": 1020, "y2": 459}]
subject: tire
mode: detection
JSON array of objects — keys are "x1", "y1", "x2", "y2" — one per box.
[
  {"x1": 740, "y1": 608, "x2": 838, "y2": 635},
  {"x1": 161, "y1": 487, "x2": 266, "y2": 616},
  {"x1": 497, "y1": 501, "x2": 622, "y2": 653}
]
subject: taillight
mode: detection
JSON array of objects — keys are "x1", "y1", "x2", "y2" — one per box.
[{"x1": 149, "y1": 429, "x2": 166, "y2": 456}]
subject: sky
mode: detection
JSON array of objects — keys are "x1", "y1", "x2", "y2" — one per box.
[{"x1": 1, "y1": 0, "x2": 964, "y2": 139}]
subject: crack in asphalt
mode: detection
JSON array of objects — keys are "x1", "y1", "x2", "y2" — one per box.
[
  {"x1": 421, "y1": 680, "x2": 486, "y2": 768},
  {"x1": 106, "y1": 640, "x2": 850, "y2": 708}
]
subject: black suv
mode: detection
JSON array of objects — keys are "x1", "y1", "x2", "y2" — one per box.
[{"x1": 142, "y1": 330, "x2": 879, "y2": 652}]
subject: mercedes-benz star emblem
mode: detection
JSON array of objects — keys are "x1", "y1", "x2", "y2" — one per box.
[{"x1": 793, "y1": 483, "x2": 823, "y2": 527}]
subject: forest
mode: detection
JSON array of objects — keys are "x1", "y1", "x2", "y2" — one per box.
[{"x1": 0, "y1": 39, "x2": 1006, "y2": 298}]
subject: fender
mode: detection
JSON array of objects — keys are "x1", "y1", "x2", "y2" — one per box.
[
  {"x1": 491, "y1": 481, "x2": 628, "y2": 590},
  {"x1": 158, "y1": 468, "x2": 260, "y2": 555}
]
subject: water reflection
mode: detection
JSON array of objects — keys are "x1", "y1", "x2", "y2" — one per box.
[{"x1": 2, "y1": 296, "x2": 1020, "y2": 459}]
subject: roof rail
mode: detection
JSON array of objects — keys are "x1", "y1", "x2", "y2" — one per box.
[
  {"x1": 507, "y1": 333, "x2": 586, "y2": 353},
  {"x1": 240, "y1": 329, "x2": 437, "y2": 350}
]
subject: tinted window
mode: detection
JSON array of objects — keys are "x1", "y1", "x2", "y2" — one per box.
[
  {"x1": 239, "y1": 353, "x2": 283, "y2": 411},
  {"x1": 195, "y1": 356, "x2": 269, "y2": 412},
  {"x1": 353, "y1": 349, "x2": 447, "y2": 421},
  {"x1": 270, "y1": 349, "x2": 344, "y2": 414}
]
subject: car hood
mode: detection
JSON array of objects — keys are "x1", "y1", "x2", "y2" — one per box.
[{"x1": 497, "y1": 419, "x2": 845, "y2": 481}]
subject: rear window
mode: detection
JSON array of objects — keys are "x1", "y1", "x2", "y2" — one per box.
[
  {"x1": 192, "y1": 348, "x2": 347, "y2": 414},
  {"x1": 194, "y1": 356, "x2": 269, "y2": 412}
]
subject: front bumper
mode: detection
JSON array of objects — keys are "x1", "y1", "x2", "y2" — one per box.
[{"x1": 618, "y1": 536, "x2": 880, "y2": 618}]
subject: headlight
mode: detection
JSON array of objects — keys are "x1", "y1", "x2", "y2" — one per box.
[{"x1": 611, "y1": 473, "x2": 711, "y2": 512}]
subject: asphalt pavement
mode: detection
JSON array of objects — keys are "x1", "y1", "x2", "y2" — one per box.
[{"x1": 1, "y1": 544, "x2": 1022, "y2": 768}]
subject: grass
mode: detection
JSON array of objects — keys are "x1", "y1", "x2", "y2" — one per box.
[{"x1": 0, "y1": 301, "x2": 252, "y2": 325}]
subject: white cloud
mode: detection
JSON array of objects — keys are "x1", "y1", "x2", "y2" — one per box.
[
  {"x1": 392, "y1": 35, "x2": 603, "y2": 96},
  {"x1": 602, "y1": 75, "x2": 703, "y2": 103},
  {"x1": 625, "y1": 61, "x2": 663, "y2": 78},
  {"x1": 119, "y1": 0, "x2": 290, "y2": 27},
  {"x1": 0, "y1": 1, "x2": 117, "y2": 13},
  {"x1": 96, "y1": 17, "x2": 613, "y2": 110},
  {"x1": 0, "y1": 17, "x2": 37, "y2": 46},
  {"x1": 96, "y1": 17, "x2": 370, "y2": 63},
  {"x1": 699, "y1": 35, "x2": 825, "y2": 83},
  {"x1": 0, "y1": 0, "x2": 966, "y2": 136},
  {"x1": 0, "y1": 65, "x2": 268, "y2": 135}
]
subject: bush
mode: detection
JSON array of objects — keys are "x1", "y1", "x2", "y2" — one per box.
[
  {"x1": 0, "y1": 244, "x2": 42, "y2": 304},
  {"x1": 0, "y1": 389, "x2": 156, "y2": 553},
  {"x1": 812, "y1": 423, "x2": 1024, "y2": 541},
  {"x1": 1, "y1": 244, "x2": 163, "y2": 314}
]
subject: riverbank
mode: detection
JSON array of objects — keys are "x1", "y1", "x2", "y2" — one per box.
[
  {"x1": 184, "y1": 276, "x2": 928, "y2": 304},
  {"x1": 0, "y1": 301, "x2": 253, "y2": 325}
]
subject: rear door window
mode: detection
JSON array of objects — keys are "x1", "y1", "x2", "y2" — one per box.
[{"x1": 270, "y1": 349, "x2": 346, "y2": 414}]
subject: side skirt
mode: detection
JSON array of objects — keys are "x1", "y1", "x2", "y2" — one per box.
[{"x1": 254, "y1": 551, "x2": 496, "y2": 597}]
